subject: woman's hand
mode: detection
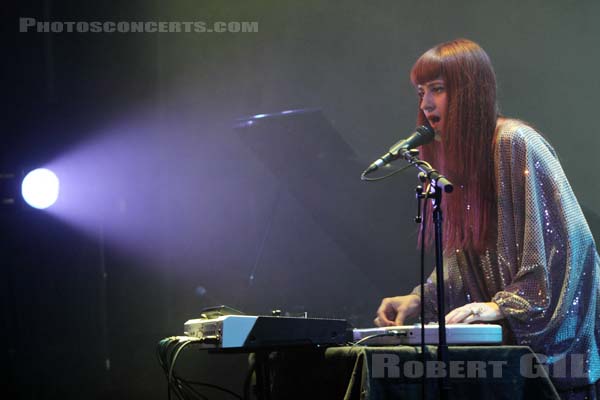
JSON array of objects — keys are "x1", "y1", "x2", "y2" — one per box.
[
  {"x1": 374, "y1": 294, "x2": 421, "y2": 327},
  {"x1": 445, "y1": 302, "x2": 503, "y2": 324}
]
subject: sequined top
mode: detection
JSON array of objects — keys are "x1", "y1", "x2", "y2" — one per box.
[{"x1": 413, "y1": 120, "x2": 600, "y2": 390}]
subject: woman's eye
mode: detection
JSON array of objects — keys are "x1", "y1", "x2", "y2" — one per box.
[{"x1": 433, "y1": 86, "x2": 444, "y2": 93}]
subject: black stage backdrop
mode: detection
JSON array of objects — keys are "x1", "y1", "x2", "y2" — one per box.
[{"x1": 3, "y1": 1, "x2": 599, "y2": 398}]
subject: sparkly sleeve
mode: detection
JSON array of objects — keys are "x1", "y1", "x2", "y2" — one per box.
[
  {"x1": 491, "y1": 124, "x2": 600, "y2": 355},
  {"x1": 410, "y1": 267, "x2": 439, "y2": 320},
  {"x1": 411, "y1": 256, "x2": 468, "y2": 322}
]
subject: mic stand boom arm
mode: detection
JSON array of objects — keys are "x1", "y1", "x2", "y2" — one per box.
[
  {"x1": 399, "y1": 148, "x2": 453, "y2": 194},
  {"x1": 400, "y1": 148, "x2": 453, "y2": 400}
]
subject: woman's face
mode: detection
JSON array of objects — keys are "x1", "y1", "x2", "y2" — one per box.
[{"x1": 417, "y1": 78, "x2": 447, "y2": 136}]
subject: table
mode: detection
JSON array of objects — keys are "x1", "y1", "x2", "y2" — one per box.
[{"x1": 268, "y1": 345, "x2": 561, "y2": 400}]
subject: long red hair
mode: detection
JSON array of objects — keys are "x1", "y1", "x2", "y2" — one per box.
[{"x1": 411, "y1": 39, "x2": 499, "y2": 254}]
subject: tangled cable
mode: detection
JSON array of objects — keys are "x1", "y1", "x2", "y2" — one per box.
[{"x1": 157, "y1": 336, "x2": 243, "y2": 400}]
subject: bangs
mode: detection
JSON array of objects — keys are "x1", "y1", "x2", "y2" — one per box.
[{"x1": 410, "y1": 49, "x2": 442, "y2": 85}]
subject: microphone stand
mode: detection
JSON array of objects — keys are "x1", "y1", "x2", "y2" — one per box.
[{"x1": 399, "y1": 148, "x2": 453, "y2": 400}]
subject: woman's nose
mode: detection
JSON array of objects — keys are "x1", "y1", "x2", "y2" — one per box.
[{"x1": 420, "y1": 92, "x2": 435, "y2": 112}]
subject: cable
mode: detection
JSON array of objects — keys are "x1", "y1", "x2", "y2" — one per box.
[
  {"x1": 157, "y1": 336, "x2": 244, "y2": 400},
  {"x1": 169, "y1": 339, "x2": 201, "y2": 393},
  {"x1": 361, "y1": 164, "x2": 412, "y2": 181},
  {"x1": 157, "y1": 337, "x2": 184, "y2": 399},
  {"x1": 351, "y1": 330, "x2": 404, "y2": 346},
  {"x1": 361, "y1": 160, "x2": 434, "y2": 182},
  {"x1": 156, "y1": 337, "x2": 203, "y2": 400},
  {"x1": 157, "y1": 337, "x2": 179, "y2": 372},
  {"x1": 157, "y1": 339, "x2": 171, "y2": 398}
]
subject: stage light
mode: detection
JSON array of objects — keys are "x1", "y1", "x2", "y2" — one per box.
[{"x1": 21, "y1": 168, "x2": 60, "y2": 209}]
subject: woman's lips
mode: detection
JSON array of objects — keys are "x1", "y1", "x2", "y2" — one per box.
[{"x1": 428, "y1": 115, "x2": 441, "y2": 127}]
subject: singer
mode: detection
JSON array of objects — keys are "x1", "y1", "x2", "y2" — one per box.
[{"x1": 373, "y1": 39, "x2": 600, "y2": 399}]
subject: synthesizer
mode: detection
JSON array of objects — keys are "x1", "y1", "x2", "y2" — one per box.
[
  {"x1": 184, "y1": 315, "x2": 351, "y2": 349},
  {"x1": 352, "y1": 323, "x2": 503, "y2": 345}
]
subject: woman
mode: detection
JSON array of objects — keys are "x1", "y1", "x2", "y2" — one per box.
[{"x1": 374, "y1": 39, "x2": 600, "y2": 399}]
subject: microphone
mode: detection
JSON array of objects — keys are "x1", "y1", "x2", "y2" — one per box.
[{"x1": 363, "y1": 125, "x2": 435, "y2": 175}]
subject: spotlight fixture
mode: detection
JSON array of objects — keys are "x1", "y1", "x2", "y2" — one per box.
[{"x1": 21, "y1": 168, "x2": 60, "y2": 209}]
